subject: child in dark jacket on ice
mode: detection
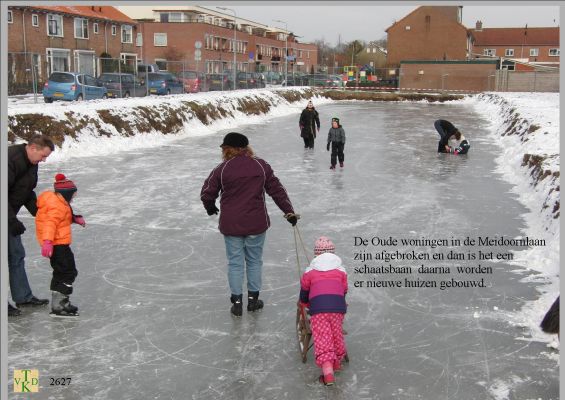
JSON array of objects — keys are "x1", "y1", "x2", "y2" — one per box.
[
  {"x1": 327, "y1": 117, "x2": 346, "y2": 169},
  {"x1": 299, "y1": 237, "x2": 348, "y2": 386}
]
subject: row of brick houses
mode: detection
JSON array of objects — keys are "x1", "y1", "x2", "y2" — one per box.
[{"x1": 7, "y1": 4, "x2": 318, "y2": 88}]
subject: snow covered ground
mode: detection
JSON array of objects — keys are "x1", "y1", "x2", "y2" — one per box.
[{"x1": 7, "y1": 90, "x2": 559, "y2": 399}]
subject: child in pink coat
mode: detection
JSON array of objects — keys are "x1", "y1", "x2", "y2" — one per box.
[{"x1": 299, "y1": 236, "x2": 348, "y2": 386}]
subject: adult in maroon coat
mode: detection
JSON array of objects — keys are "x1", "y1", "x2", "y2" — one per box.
[{"x1": 201, "y1": 132, "x2": 298, "y2": 316}]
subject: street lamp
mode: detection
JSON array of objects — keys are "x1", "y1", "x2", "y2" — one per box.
[
  {"x1": 218, "y1": 7, "x2": 236, "y2": 90},
  {"x1": 274, "y1": 19, "x2": 288, "y2": 87}
]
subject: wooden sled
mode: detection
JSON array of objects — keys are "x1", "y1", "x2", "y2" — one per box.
[{"x1": 296, "y1": 303, "x2": 350, "y2": 364}]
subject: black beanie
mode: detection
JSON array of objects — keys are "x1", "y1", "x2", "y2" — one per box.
[{"x1": 220, "y1": 132, "x2": 249, "y2": 148}]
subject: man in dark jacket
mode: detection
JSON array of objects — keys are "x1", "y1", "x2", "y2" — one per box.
[
  {"x1": 299, "y1": 100, "x2": 320, "y2": 149},
  {"x1": 8, "y1": 135, "x2": 54, "y2": 316},
  {"x1": 201, "y1": 132, "x2": 298, "y2": 316}
]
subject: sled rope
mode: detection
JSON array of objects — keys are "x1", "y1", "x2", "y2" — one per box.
[{"x1": 293, "y1": 224, "x2": 310, "y2": 280}]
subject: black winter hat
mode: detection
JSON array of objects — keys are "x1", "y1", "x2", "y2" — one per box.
[{"x1": 220, "y1": 132, "x2": 249, "y2": 148}]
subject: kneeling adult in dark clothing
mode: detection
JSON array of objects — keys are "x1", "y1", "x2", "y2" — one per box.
[{"x1": 434, "y1": 119, "x2": 470, "y2": 155}]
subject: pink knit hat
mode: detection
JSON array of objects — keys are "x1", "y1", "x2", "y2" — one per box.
[{"x1": 314, "y1": 236, "x2": 335, "y2": 256}]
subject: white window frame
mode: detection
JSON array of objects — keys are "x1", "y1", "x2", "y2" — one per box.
[
  {"x1": 32, "y1": 14, "x2": 39, "y2": 27},
  {"x1": 93, "y1": 22, "x2": 99, "y2": 34},
  {"x1": 74, "y1": 18, "x2": 88, "y2": 39},
  {"x1": 136, "y1": 32, "x2": 143, "y2": 47},
  {"x1": 530, "y1": 48, "x2": 539, "y2": 57},
  {"x1": 549, "y1": 48, "x2": 560, "y2": 56},
  {"x1": 154, "y1": 33, "x2": 167, "y2": 47},
  {"x1": 73, "y1": 49, "x2": 96, "y2": 74},
  {"x1": 483, "y1": 48, "x2": 496, "y2": 56},
  {"x1": 46, "y1": 47, "x2": 71, "y2": 74},
  {"x1": 47, "y1": 14, "x2": 63, "y2": 37},
  {"x1": 121, "y1": 25, "x2": 133, "y2": 44},
  {"x1": 111, "y1": 25, "x2": 117, "y2": 36},
  {"x1": 8, "y1": 10, "x2": 13, "y2": 23},
  {"x1": 505, "y1": 48, "x2": 514, "y2": 57}
]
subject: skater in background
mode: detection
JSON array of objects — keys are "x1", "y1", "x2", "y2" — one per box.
[
  {"x1": 434, "y1": 119, "x2": 470, "y2": 155},
  {"x1": 201, "y1": 132, "x2": 298, "y2": 317},
  {"x1": 299, "y1": 237, "x2": 348, "y2": 386},
  {"x1": 327, "y1": 117, "x2": 346, "y2": 170},
  {"x1": 540, "y1": 296, "x2": 559, "y2": 339},
  {"x1": 299, "y1": 100, "x2": 320, "y2": 149},
  {"x1": 36, "y1": 174, "x2": 86, "y2": 317},
  {"x1": 8, "y1": 134, "x2": 54, "y2": 317}
]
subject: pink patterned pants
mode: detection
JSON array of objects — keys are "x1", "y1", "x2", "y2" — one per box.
[{"x1": 310, "y1": 313, "x2": 346, "y2": 367}]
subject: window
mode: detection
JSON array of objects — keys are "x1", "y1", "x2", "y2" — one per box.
[
  {"x1": 74, "y1": 18, "x2": 88, "y2": 39},
  {"x1": 483, "y1": 48, "x2": 496, "y2": 56},
  {"x1": 32, "y1": 14, "x2": 39, "y2": 27},
  {"x1": 47, "y1": 14, "x2": 63, "y2": 37},
  {"x1": 505, "y1": 49, "x2": 514, "y2": 56},
  {"x1": 111, "y1": 25, "x2": 117, "y2": 36},
  {"x1": 121, "y1": 25, "x2": 132, "y2": 43},
  {"x1": 530, "y1": 48, "x2": 539, "y2": 57},
  {"x1": 169, "y1": 12, "x2": 183, "y2": 22},
  {"x1": 155, "y1": 59, "x2": 168, "y2": 70},
  {"x1": 154, "y1": 33, "x2": 167, "y2": 47},
  {"x1": 549, "y1": 48, "x2": 560, "y2": 56},
  {"x1": 160, "y1": 13, "x2": 169, "y2": 23},
  {"x1": 93, "y1": 22, "x2": 99, "y2": 34},
  {"x1": 8, "y1": 10, "x2": 13, "y2": 23},
  {"x1": 46, "y1": 48, "x2": 70, "y2": 74},
  {"x1": 136, "y1": 33, "x2": 143, "y2": 47}
]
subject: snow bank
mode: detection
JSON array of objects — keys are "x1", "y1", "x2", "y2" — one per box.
[
  {"x1": 471, "y1": 92, "x2": 560, "y2": 346},
  {"x1": 7, "y1": 87, "x2": 332, "y2": 162}
]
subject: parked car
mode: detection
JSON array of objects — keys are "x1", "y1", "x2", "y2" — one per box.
[
  {"x1": 253, "y1": 72, "x2": 266, "y2": 88},
  {"x1": 176, "y1": 70, "x2": 209, "y2": 93},
  {"x1": 208, "y1": 73, "x2": 233, "y2": 91},
  {"x1": 236, "y1": 72, "x2": 257, "y2": 89},
  {"x1": 307, "y1": 74, "x2": 339, "y2": 87},
  {"x1": 147, "y1": 72, "x2": 184, "y2": 95},
  {"x1": 98, "y1": 73, "x2": 146, "y2": 98},
  {"x1": 43, "y1": 72, "x2": 107, "y2": 103},
  {"x1": 264, "y1": 71, "x2": 281, "y2": 84}
]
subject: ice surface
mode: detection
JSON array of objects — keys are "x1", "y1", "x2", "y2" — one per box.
[{"x1": 8, "y1": 101, "x2": 558, "y2": 399}]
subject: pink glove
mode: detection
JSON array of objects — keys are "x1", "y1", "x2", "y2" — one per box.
[
  {"x1": 454, "y1": 150, "x2": 459, "y2": 155},
  {"x1": 73, "y1": 214, "x2": 86, "y2": 227},
  {"x1": 41, "y1": 240, "x2": 53, "y2": 258}
]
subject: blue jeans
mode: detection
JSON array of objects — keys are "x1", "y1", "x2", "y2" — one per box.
[
  {"x1": 224, "y1": 233, "x2": 266, "y2": 295},
  {"x1": 8, "y1": 233, "x2": 33, "y2": 303}
]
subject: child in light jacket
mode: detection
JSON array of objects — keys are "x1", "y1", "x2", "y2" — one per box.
[
  {"x1": 36, "y1": 174, "x2": 85, "y2": 317},
  {"x1": 299, "y1": 236, "x2": 348, "y2": 386}
]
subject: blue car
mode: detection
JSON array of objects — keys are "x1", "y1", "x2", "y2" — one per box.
[
  {"x1": 43, "y1": 72, "x2": 107, "y2": 103},
  {"x1": 147, "y1": 72, "x2": 184, "y2": 95}
]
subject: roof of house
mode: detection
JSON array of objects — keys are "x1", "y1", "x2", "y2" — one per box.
[
  {"x1": 14, "y1": 6, "x2": 135, "y2": 24},
  {"x1": 385, "y1": 5, "x2": 466, "y2": 33},
  {"x1": 470, "y1": 27, "x2": 559, "y2": 46}
]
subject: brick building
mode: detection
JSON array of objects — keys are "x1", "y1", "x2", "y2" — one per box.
[
  {"x1": 8, "y1": 5, "x2": 136, "y2": 81},
  {"x1": 386, "y1": 6, "x2": 469, "y2": 67},
  {"x1": 129, "y1": 6, "x2": 317, "y2": 74},
  {"x1": 469, "y1": 22, "x2": 559, "y2": 70}
]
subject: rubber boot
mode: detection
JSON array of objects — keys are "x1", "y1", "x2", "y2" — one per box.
[
  {"x1": 247, "y1": 291, "x2": 264, "y2": 312},
  {"x1": 230, "y1": 294, "x2": 243, "y2": 317}
]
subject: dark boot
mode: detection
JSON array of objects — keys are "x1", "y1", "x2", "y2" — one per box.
[
  {"x1": 230, "y1": 294, "x2": 243, "y2": 317},
  {"x1": 8, "y1": 303, "x2": 21, "y2": 317},
  {"x1": 50, "y1": 291, "x2": 79, "y2": 317},
  {"x1": 247, "y1": 291, "x2": 264, "y2": 312}
]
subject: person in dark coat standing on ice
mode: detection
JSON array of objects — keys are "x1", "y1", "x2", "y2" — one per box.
[
  {"x1": 200, "y1": 132, "x2": 299, "y2": 317},
  {"x1": 8, "y1": 135, "x2": 54, "y2": 317},
  {"x1": 327, "y1": 117, "x2": 346, "y2": 170},
  {"x1": 434, "y1": 119, "x2": 470, "y2": 155},
  {"x1": 299, "y1": 100, "x2": 320, "y2": 149}
]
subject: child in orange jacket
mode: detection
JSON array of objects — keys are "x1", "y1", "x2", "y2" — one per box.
[{"x1": 36, "y1": 174, "x2": 85, "y2": 317}]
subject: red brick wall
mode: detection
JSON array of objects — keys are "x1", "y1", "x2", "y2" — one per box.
[
  {"x1": 138, "y1": 22, "x2": 317, "y2": 73},
  {"x1": 387, "y1": 6, "x2": 468, "y2": 67},
  {"x1": 471, "y1": 45, "x2": 559, "y2": 64},
  {"x1": 400, "y1": 62, "x2": 497, "y2": 92}
]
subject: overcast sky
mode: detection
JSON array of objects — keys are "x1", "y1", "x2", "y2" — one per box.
[{"x1": 118, "y1": 4, "x2": 560, "y2": 45}]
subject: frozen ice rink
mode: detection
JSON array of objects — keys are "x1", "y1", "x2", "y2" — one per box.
[{"x1": 9, "y1": 101, "x2": 559, "y2": 399}]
